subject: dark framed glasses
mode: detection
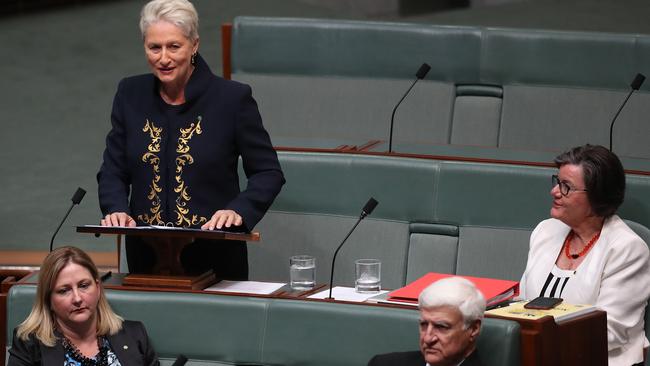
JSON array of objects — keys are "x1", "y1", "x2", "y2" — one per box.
[{"x1": 552, "y1": 175, "x2": 588, "y2": 196}]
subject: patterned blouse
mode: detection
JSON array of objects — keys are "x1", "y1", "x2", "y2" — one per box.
[{"x1": 63, "y1": 337, "x2": 122, "y2": 366}]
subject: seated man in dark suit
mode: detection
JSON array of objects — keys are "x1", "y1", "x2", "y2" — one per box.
[{"x1": 368, "y1": 277, "x2": 486, "y2": 366}]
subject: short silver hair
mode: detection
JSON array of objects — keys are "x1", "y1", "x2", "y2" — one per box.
[
  {"x1": 418, "y1": 277, "x2": 486, "y2": 328},
  {"x1": 140, "y1": 0, "x2": 199, "y2": 41}
]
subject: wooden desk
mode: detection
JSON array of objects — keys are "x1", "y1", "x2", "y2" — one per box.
[{"x1": 487, "y1": 311, "x2": 607, "y2": 366}]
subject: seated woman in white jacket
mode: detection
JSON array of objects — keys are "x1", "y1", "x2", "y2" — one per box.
[{"x1": 519, "y1": 144, "x2": 650, "y2": 366}]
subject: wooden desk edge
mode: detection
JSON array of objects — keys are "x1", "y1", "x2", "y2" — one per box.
[{"x1": 76, "y1": 226, "x2": 260, "y2": 242}]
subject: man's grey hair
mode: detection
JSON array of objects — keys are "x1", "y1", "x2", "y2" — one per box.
[
  {"x1": 140, "y1": 0, "x2": 199, "y2": 41},
  {"x1": 418, "y1": 277, "x2": 486, "y2": 328}
]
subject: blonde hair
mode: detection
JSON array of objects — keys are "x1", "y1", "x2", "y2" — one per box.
[
  {"x1": 16, "y1": 246, "x2": 123, "y2": 346},
  {"x1": 140, "y1": 0, "x2": 199, "y2": 41}
]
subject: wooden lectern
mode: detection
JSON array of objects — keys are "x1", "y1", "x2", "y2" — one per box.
[{"x1": 77, "y1": 225, "x2": 260, "y2": 290}]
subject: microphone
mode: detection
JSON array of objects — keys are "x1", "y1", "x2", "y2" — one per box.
[
  {"x1": 49, "y1": 187, "x2": 86, "y2": 252},
  {"x1": 327, "y1": 197, "x2": 379, "y2": 299},
  {"x1": 171, "y1": 354, "x2": 188, "y2": 366},
  {"x1": 609, "y1": 73, "x2": 645, "y2": 151},
  {"x1": 388, "y1": 63, "x2": 431, "y2": 153}
]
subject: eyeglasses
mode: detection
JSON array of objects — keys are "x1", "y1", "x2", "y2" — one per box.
[{"x1": 552, "y1": 175, "x2": 588, "y2": 196}]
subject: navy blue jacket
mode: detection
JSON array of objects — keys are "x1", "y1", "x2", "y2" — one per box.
[
  {"x1": 97, "y1": 53, "x2": 284, "y2": 230},
  {"x1": 367, "y1": 350, "x2": 484, "y2": 366}
]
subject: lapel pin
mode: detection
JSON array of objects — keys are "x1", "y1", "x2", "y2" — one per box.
[{"x1": 123, "y1": 345, "x2": 129, "y2": 350}]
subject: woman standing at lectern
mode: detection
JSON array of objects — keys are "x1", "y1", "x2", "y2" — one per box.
[
  {"x1": 97, "y1": 0, "x2": 284, "y2": 279},
  {"x1": 519, "y1": 144, "x2": 650, "y2": 366}
]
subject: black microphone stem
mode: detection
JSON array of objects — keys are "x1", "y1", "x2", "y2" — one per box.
[
  {"x1": 50, "y1": 187, "x2": 86, "y2": 252},
  {"x1": 50, "y1": 203, "x2": 75, "y2": 252},
  {"x1": 609, "y1": 73, "x2": 645, "y2": 152},
  {"x1": 327, "y1": 216, "x2": 364, "y2": 299},
  {"x1": 389, "y1": 78, "x2": 419, "y2": 154},
  {"x1": 609, "y1": 88, "x2": 634, "y2": 151}
]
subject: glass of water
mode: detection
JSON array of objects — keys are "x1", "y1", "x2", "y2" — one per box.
[
  {"x1": 290, "y1": 255, "x2": 315, "y2": 290},
  {"x1": 355, "y1": 259, "x2": 381, "y2": 293}
]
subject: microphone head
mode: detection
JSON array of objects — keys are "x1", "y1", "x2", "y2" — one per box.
[
  {"x1": 631, "y1": 73, "x2": 646, "y2": 90},
  {"x1": 71, "y1": 187, "x2": 86, "y2": 205},
  {"x1": 416, "y1": 63, "x2": 431, "y2": 79},
  {"x1": 361, "y1": 197, "x2": 379, "y2": 217},
  {"x1": 171, "y1": 354, "x2": 188, "y2": 366}
]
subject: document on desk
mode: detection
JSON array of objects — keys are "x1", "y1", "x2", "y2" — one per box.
[
  {"x1": 486, "y1": 300, "x2": 596, "y2": 324},
  {"x1": 308, "y1": 286, "x2": 389, "y2": 302},
  {"x1": 204, "y1": 280, "x2": 285, "y2": 295},
  {"x1": 82, "y1": 224, "x2": 154, "y2": 229}
]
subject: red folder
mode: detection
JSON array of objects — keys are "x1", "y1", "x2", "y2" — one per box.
[{"x1": 388, "y1": 273, "x2": 519, "y2": 307}]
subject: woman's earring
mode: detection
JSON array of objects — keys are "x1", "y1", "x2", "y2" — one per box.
[{"x1": 191, "y1": 53, "x2": 196, "y2": 66}]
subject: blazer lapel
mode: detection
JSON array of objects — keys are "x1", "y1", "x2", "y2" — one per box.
[
  {"x1": 462, "y1": 350, "x2": 484, "y2": 366},
  {"x1": 40, "y1": 341, "x2": 65, "y2": 366},
  {"x1": 109, "y1": 329, "x2": 142, "y2": 366},
  {"x1": 564, "y1": 217, "x2": 614, "y2": 303}
]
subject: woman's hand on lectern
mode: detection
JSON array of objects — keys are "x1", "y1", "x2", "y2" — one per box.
[
  {"x1": 101, "y1": 212, "x2": 136, "y2": 227},
  {"x1": 201, "y1": 210, "x2": 243, "y2": 230}
]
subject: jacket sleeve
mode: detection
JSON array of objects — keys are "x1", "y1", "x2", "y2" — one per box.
[
  {"x1": 7, "y1": 329, "x2": 40, "y2": 366},
  {"x1": 597, "y1": 233, "x2": 650, "y2": 350},
  {"x1": 226, "y1": 84, "x2": 285, "y2": 230},
  {"x1": 97, "y1": 79, "x2": 132, "y2": 216},
  {"x1": 131, "y1": 321, "x2": 160, "y2": 366}
]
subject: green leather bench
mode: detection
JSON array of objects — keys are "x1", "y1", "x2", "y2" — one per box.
[
  {"x1": 241, "y1": 151, "x2": 650, "y2": 363},
  {"x1": 229, "y1": 17, "x2": 650, "y2": 163},
  {"x1": 5, "y1": 284, "x2": 521, "y2": 366},
  {"x1": 245, "y1": 151, "x2": 650, "y2": 288}
]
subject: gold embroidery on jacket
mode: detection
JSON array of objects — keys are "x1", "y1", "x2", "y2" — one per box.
[
  {"x1": 174, "y1": 116, "x2": 207, "y2": 227},
  {"x1": 138, "y1": 119, "x2": 164, "y2": 225}
]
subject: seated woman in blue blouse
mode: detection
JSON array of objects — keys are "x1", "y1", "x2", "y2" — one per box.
[
  {"x1": 8, "y1": 246, "x2": 159, "y2": 366},
  {"x1": 519, "y1": 144, "x2": 650, "y2": 366}
]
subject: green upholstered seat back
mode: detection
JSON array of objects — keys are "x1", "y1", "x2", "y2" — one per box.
[
  {"x1": 455, "y1": 227, "x2": 531, "y2": 281},
  {"x1": 250, "y1": 212, "x2": 410, "y2": 289},
  {"x1": 262, "y1": 300, "x2": 420, "y2": 366},
  {"x1": 6, "y1": 285, "x2": 520, "y2": 366},
  {"x1": 405, "y1": 223, "x2": 460, "y2": 283},
  {"x1": 245, "y1": 152, "x2": 650, "y2": 286},
  {"x1": 231, "y1": 16, "x2": 650, "y2": 161},
  {"x1": 235, "y1": 74, "x2": 455, "y2": 145},
  {"x1": 262, "y1": 299, "x2": 520, "y2": 366},
  {"x1": 498, "y1": 85, "x2": 650, "y2": 158},
  {"x1": 477, "y1": 318, "x2": 521, "y2": 366},
  {"x1": 481, "y1": 28, "x2": 650, "y2": 158},
  {"x1": 108, "y1": 291, "x2": 269, "y2": 363},
  {"x1": 6, "y1": 285, "x2": 270, "y2": 363},
  {"x1": 250, "y1": 152, "x2": 548, "y2": 284},
  {"x1": 231, "y1": 16, "x2": 479, "y2": 147},
  {"x1": 247, "y1": 152, "x2": 439, "y2": 288},
  {"x1": 231, "y1": 17, "x2": 482, "y2": 81},
  {"x1": 450, "y1": 85, "x2": 504, "y2": 147}
]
